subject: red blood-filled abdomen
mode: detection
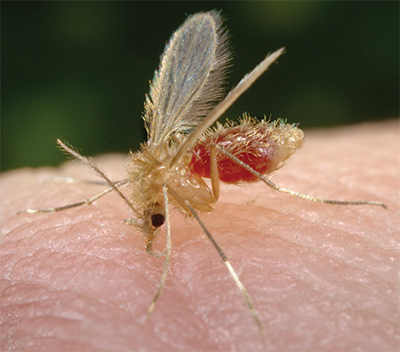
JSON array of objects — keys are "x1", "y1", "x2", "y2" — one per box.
[{"x1": 189, "y1": 125, "x2": 276, "y2": 183}]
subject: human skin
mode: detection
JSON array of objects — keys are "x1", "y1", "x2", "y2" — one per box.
[{"x1": 1, "y1": 120, "x2": 398, "y2": 351}]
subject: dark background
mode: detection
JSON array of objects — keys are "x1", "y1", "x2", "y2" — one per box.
[{"x1": 2, "y1": 2, "x2": 398, "y2": 172}]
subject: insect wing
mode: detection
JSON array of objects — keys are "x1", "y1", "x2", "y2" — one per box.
[{"x1": 144, "y1": 12, "x2": 229, "y2": 146}]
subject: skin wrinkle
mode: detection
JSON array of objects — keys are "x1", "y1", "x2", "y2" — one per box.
[
  {"x1": 245, "y1": 203, "x2": 391, "y2": 282},
  {"x1": 0, "y1": 120, "x2": 398, "y2": 351},
  {"x1": 290, "y1": 215, "x2": 391, "y2": 270}
]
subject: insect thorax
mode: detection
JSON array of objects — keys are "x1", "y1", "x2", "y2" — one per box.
[{"x1": 127, "y1": 143, "x2": 214, "y2": 227}]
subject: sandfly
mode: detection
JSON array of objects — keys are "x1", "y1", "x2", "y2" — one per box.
[{"x1": 20, "y1": 11, "x2": 386, "y2": 334}]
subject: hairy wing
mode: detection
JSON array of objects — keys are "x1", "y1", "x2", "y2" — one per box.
[{"x1": 144, "y1": 11, "x2": 230, "y2": 146}]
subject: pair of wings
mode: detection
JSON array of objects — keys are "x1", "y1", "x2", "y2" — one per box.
[
  {"x1": 144, "y1": 12, "x2": 228, "y2": 146},
  {"x1": 144, "y1": 11, "x2": 284, "y2": 167}
]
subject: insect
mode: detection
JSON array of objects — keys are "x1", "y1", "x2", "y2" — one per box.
[{"x1": 19, "y1": 11, "x2": 386, "y2": 334}]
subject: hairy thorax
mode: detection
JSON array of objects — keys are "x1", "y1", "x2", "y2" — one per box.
[{"x1": 127, "y1": 143, "x2": 214, "y2": 226}]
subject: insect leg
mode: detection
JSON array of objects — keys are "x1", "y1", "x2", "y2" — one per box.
[
  {"x1": 215, "y1": 144, "x2": 387, "y2": 208},
  {"x1": 209, "y1": 143, "x2": 220, "y2": 201},
  {"x1": 164, "y1": 183, "x2": 263, "y2": 331},
  {"x1": 183, "y1": 199, "x2": 264, "y2": 334},
  {"x1": 18, "y1": 178, "x2": 129, "y2": 214},
  {"x1": 43, "y1": 176, "x2": 110, "y2": 185},
  {"x1": 166, "y1": 185, "x2": 213, "y2": 213},
  {"x1": 57, "y1": 139, "x2": 138, "y2": 213},
  {"x1": 148, "y1": 184, "x2": 172, "y2": 316}
]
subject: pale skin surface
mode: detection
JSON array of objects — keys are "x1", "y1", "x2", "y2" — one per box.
[{"x1": 1, "y1": 120, "x2": 398, "y2": 351}]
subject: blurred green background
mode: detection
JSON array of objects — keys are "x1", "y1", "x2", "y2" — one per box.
[{"x1": 2, "y1": 2, "x2": 398, "y2": 172}]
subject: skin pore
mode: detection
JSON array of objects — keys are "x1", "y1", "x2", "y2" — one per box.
[{"x1": 1, "y1": 120, "x2": 398, "y2": 351}]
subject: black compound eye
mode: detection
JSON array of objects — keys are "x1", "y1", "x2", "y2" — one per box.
[{"x1": 151, "y1": 213, "x2": 165, "y2": 227}]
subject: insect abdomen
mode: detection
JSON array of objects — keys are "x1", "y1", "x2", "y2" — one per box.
[{"x1": 189, "y1": 117, "x2": 304, "y2": 183}]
